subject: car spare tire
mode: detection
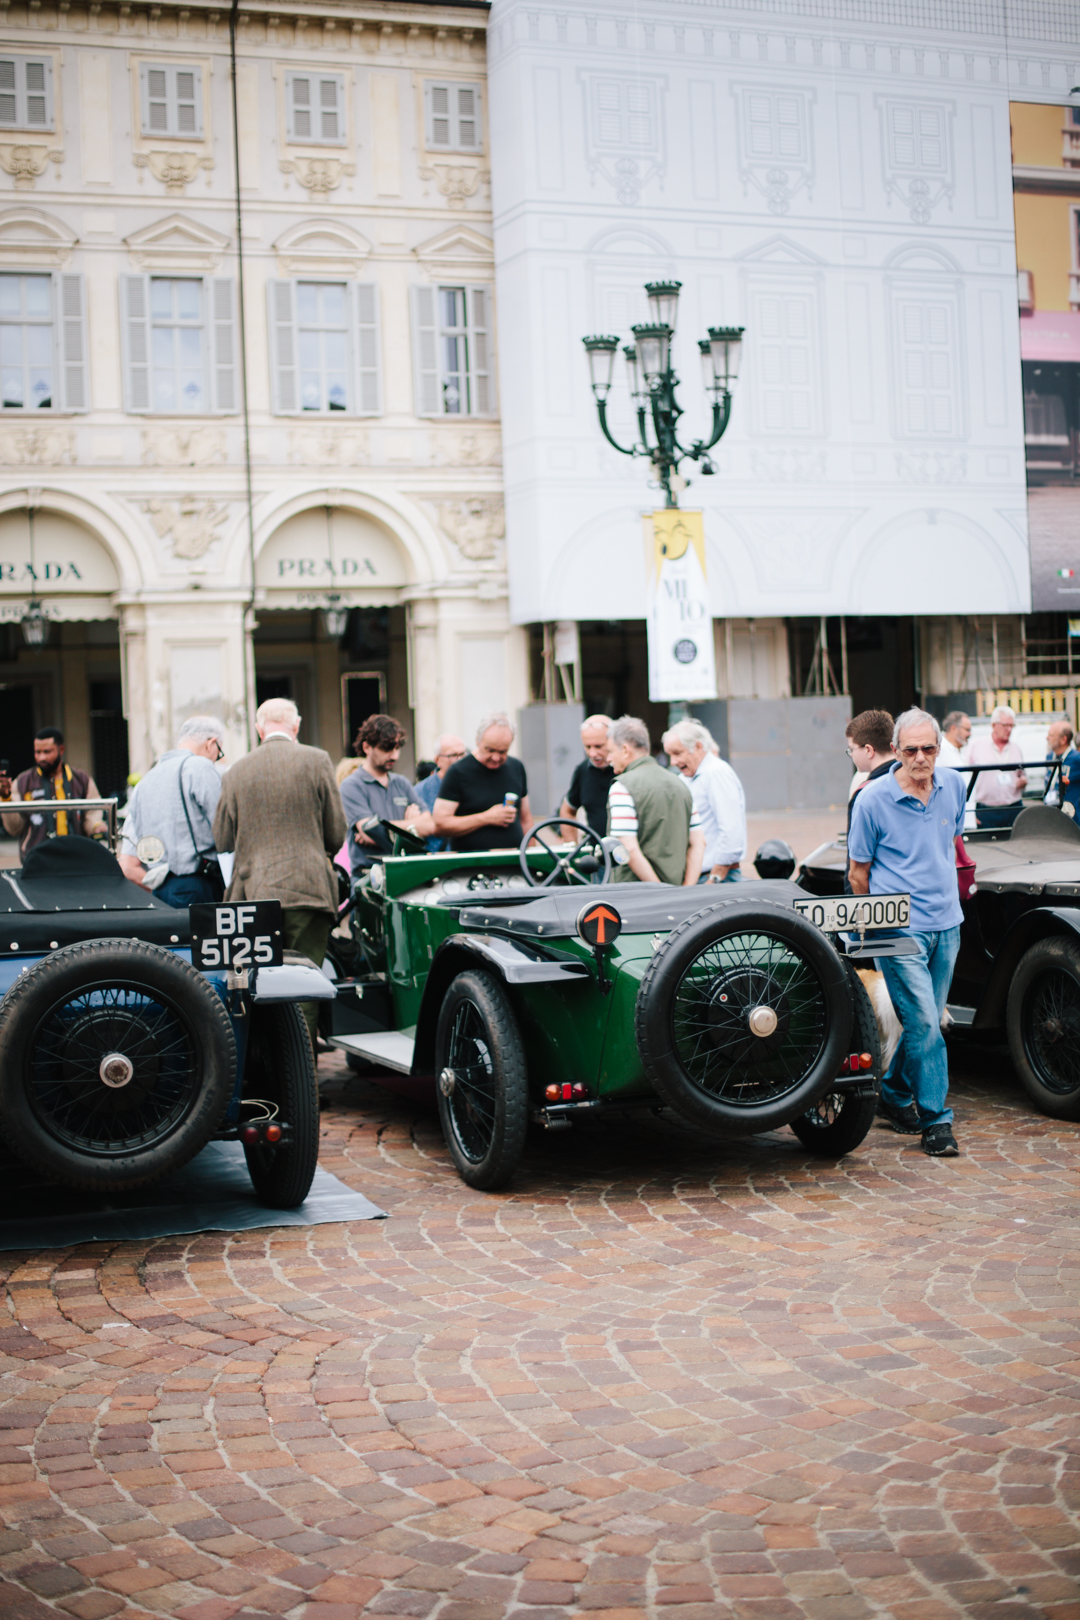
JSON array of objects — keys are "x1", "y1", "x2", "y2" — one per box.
[
  {"x1": 635, "y1": 899, "x2": 853, "y2": 1136},
  {"x1": 0, "y1": 939, "x2": 236, "y2": 1191}
]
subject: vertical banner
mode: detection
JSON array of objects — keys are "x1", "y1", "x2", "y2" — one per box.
[{"x1": 643, "y1": 509, "x2": 718, "y2": 703}]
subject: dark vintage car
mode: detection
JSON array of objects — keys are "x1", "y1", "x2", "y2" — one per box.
[
  {"x1": 319, "y1": 817, "x2": 916, "y2": 1190},
  {"x1": 799, "y1": 761, "x2": 1080, "y2": 1120},
  {"x1": 0, "y1": 806, "x2": 334, "y2": 1204}
]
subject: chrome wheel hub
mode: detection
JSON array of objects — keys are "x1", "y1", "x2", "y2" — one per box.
[
  {"x1": 99, "y1": 1053, "x2": 134, "y2": 1089},
  {"x1": 748, "y1": 1005, "x2": 779, "y2": 1038}
]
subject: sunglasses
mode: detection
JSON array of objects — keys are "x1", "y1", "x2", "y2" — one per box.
[{"x1": 898, "y1": 745, "x2": 939, "y2": 758}]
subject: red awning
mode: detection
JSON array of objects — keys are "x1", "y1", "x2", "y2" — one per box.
[{"x1": 1020, "y1": 310, "x2": 1080, "y2": 364}]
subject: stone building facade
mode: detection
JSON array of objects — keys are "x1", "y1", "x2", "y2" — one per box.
[{"x1": 0, "y1": 0, "x2": 521, "y2": 793}]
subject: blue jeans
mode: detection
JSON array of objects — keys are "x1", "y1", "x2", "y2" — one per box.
[
  {"x1": 879, "y1": 927, "x2": 961, "y2": 1129},
  {"x1": 156, "y1": 870, "x2": 219, "y2": 909}
]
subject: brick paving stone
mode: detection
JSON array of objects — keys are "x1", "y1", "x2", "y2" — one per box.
[{"x1": 0, "y1": 1049, "x2": 1078, "y2": 1617}]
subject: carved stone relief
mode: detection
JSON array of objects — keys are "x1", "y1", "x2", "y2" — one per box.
[
  {"x1": 133, "y1": 152, "x2": 214, "y2": 196},
  {"x1": 289, "y1": 426, "x2": 370, "y2": 466},
  {"x1": 141, "y1": 426, "x2": 226, "y2": 467},
  {"x1": 895, "y1": 450, "x2": 967, "y2": 483},
  {"x1": 0, "y1": 426, "x2": 74, "y2": 465},
  {"x1": 431, "y1": 426, "x2": 502, "y2": 468},
  {"x1": 279, "y1": 157, "x2": 356, "y2": 194},
  {"x1": 144, "y1": 496, "x2": 229, "y2": 560},
  {"x1": 749, "y1": 448, "x2": 827, "y2": 483},
  {"x1": 432, "y1": 495, "x2": 505, "y2": 563},
  {"x1": 0, "y1": 146, "x2": 63, "y2": 190},
  {"x1": 418, "y1": 163, "x2": 491, "y2": 208}
]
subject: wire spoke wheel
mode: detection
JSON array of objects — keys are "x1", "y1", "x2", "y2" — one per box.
[
  {"x1": 1023, "y1": 969, "x2": 1080, "y2": 1095},
  {"x1": 670, "y1": 930, "x2": 827, "y2": 1107},
  {"x1": 446, "y1": 999, "x2": 499, "y2": 1163},
  {"x1": 29, "y1": 978, "x2": 200, "y2": 1156}
]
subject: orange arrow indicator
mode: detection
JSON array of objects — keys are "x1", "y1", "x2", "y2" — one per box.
[{"x1": 576, "y1": 902, "x2": 623, "y2": 948}]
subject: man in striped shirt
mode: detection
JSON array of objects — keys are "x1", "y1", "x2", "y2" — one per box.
[{"x1": 606, "y1": 715, "x2": 705, "y2": 886}]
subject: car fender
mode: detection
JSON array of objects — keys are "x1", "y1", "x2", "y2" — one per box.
[
  {"x1": 412, "y1": 933, "x2": 589, "y2": 1073},
  {"x1": 970, "y1": 906, "x2": 1080, "y2": 1029}
]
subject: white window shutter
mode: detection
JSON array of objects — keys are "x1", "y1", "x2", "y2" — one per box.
[
  {"x1": 411, "y1": 285, "x2": 440, "y2": 417},
  {"x1": 289, "y1": 74, "x2": 311, "y2": 140},
  {"x1": 456, "y1": 85, "x2": 479, "y2": 149},
  {"x1": 57, "y1": 273, "x2": 88, "y2": 412},
  {"x1": 267, "y1": 279, "x2": 297, "y2": 413},
  {"x1": 319, "y1": 75, "x2": 340, "y2": 142},
  {"x1": 428, "y1": 83, "x2": 450, "y2": 147},
  {"x1": 353, "y1": 282, "x2": 381, "y2": 416},
  {"x1": 119, "y1": 274, "x2": 151, "y2": 413},
  {"x1": 175, "y1": 67, "x2": 199, "y2": 135},
  {"x1": 210, "y1": 278, "x2": 237, "y2": 413},
  {"x1": 468, "y1": 285, "x2": 491, "y2": 415}
]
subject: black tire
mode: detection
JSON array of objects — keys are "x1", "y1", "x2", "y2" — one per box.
[
  {"x1": 790, "y1": 1088, "x2": 878, "y2": 1156},
  {"x1": 435, "y1": 970, "x2": 528, "y2": 1190},
  {"x1": 635, "y1": 899, "x2": 853, "y2": 1136},
  {"x1": 1007, "y1": 936, "x2": 1080, "y2": 1119},
  {"x1": 242, "y1": 1002, "x2": 320, "y2": 1207},
  {"x1": 0, "y1": 939, "x2": 235, "y2": 1191}
]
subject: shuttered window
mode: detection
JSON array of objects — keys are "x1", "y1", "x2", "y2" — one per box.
[
  {"x1": 266, "y1": 280, "x2": 381, "y2": 416},
  {"x1": 119, "y1": 275, "x2": 236, "y2": 414},
  {"x1": 140, "y1": 63, "x2": 202, "y2": 137},
  {"x1": 895, "y1": 298, "x2": 958, "y2": 436},
  {"x1": 411, "y1": 284, "x2": 492, "y2": 417},
  {"x1": 0, "y1": 272, "x2": 87, "y2": 413},
  {"x1": 425, "y1": 80, "x2": 482, "y2": 151},
  {"x1": 750, "y1": 284, "x2": 819, "y2": 436},
  {"x1": 286, "y1": 71, "x2": 345, "y2": 144},
  {"x1": 0, "y1": 56, "x2": 53, "y2": 130}
]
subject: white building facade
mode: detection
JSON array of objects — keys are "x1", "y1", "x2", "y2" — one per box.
[
  {"x1": 0, "y1": 0, "x2": 524, "y2": 794},
  {"x1": 488, "y1": 0, "x2": 1080, "y2": 744}
]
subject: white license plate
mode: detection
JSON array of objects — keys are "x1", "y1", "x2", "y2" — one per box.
[{"x1": 792, "y1": 893, "x2": 910, "y2": 932}]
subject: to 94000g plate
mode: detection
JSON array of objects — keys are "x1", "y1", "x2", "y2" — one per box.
[{"x1": 792, "y1": 893, "x2": 910, "y2": 932}]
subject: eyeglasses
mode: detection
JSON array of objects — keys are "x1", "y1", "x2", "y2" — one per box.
[
  {"x1": 898, "y1": 745, "x2": 939, "y2": 759},
  {"x1": 213, "y1": 741, "x2": 225, "y2": 761},
  {"x1": 845, "y1": 746, "x2": 856, "y2": 758},
  {"x1": 438, "y1": 750, "x2": 466, "y2": 763}
]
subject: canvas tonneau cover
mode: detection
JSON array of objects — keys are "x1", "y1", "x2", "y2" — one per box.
[
  {"x1": 457, "y1": 879, "x2": 809, "y2": 940},
  {"x1": 0, "y1": 838, "x2": 191, "y2": 954}
]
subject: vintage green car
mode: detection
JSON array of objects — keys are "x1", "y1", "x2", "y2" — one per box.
[{"x1": 326, "y1": 820, "x2": 902, "y2": 1190}]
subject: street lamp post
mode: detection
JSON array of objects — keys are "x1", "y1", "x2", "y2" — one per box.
[{"x1": 583, "y1": 281, "x2": 743, "y2": 509}]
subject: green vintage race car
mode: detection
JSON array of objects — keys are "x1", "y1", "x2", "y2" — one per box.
[{"x1": 326, "y1": 819, "x2": 909, "y2": 1190}]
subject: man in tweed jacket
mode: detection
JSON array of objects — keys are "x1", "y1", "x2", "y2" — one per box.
[{"x1": 213, "y1": 697, "x2": 346, "y2": 1045}]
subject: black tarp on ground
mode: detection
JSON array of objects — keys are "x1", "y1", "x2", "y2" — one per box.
[{"x1": 0, "y1": 1142, "x2": 385, "y2": 1250}]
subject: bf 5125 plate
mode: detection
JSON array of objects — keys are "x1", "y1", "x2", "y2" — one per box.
[{"x1": 189, "y1": 901, "x2": 284, "y2": 971}]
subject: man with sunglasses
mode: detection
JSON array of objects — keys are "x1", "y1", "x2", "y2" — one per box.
[
  {"x1": 847, "y1": 708, "x2": 967, "y2": 1157},
  {"x1": 118, "y1": 715, "x2": 226, "y2": 907}
]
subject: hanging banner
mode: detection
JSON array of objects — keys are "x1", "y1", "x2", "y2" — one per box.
[{"x1": 643, "y1": 510, "x2": 717, "y2": 703}]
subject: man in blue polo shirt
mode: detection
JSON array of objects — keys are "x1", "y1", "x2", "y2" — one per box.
[{"x1": 848, "y1": 707, "x2": 967, "y2": 1157}]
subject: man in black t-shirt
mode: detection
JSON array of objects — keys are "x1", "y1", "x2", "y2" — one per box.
[
  {"x1": 560, "y1": 714, "x2": 614, "y2": 840},
  {"x1": 433, "y1": 713, "x2": 534, "y2": 853}
]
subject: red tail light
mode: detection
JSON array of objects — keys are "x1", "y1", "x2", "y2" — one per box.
[
  {"x1": 545, "y1": 1084, "x2": 560, "y2": 1102},
  {"x1": 264, "y1": 1123, "x2": 283, "y2": 1143},
  {"x1": 241, "y1": 1124, "x2": 259, "y2": 1144},
  {"x1": 859, "y1": 1053, "x2": 873, "y2": 1070}
]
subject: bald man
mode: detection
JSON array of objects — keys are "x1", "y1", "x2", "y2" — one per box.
[
  {"x1": 560, "y1": 714, "x2": 615, "y2": 840},
  {"x1": 415, "y1": 733, "x2": 467, "y2": 851}
]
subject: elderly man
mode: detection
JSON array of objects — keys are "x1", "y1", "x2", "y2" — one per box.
[
  {"x1": 607, "y1": 715, "x2": 704, "y2": 886},
  {"x1": 434, "y1": 713, "x2": 535, "y2": 852},
  {"x1": 662, "y1": 718, "x2": 745, "y2": 883},
  {"x1": 938, "y1": 710, "x2": 971, "y2": 769},
  {"x1": 1042, "y1": 718, "x2": 1074, "y2": 808},
  {"x1": 848, "y1": 708, "x2": 966, "y2": 1157},
  {"x1": 415, "y1": 732, "x2": 467, "y2": 851},
  {"x1": 967, "y1": 705, "x2": 1027, "y2": 830},
  {"x1": 118, "y1": 715, "x2": 225, "y2": 907},
  {"x1": 213, "y1": 698, "x2": 346, "y2": 1046},
  {"x1": 340, "y1": 713, "x2": 435, "y2": 874},
  {"x1": 560, "y1": 714, "x2": 615, "y2": 841}
]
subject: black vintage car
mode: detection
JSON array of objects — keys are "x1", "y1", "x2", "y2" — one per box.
[{"x1": 799, "y1": 761, "x2": 1080, "y2": 1120}]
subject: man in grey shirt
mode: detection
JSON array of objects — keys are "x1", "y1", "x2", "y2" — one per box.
[
  {"x1": 340, "y1": 713, "x2": 434, "y2": 878},
  {"x1": 118, "y1": 715, "x2": 225, "y2": 908}
]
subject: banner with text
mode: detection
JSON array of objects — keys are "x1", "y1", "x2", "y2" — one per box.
[{"x1": 643, "y1": 510, "x2": 717, "y2": 704}]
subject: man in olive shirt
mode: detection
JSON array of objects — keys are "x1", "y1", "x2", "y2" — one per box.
[{"x1": 606, "y1": 715, "x2": 705, "y2": 885}]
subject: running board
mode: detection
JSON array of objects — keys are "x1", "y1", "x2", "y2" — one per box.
[
  {"x1": 945, "y1": 1004, "x2": 976, "y2": 1026},
  {"x1": 328, "y1": 1031, "x2": 416, "y2": 1075}
]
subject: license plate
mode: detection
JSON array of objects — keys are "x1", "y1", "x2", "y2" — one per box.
[
  {"x1": 189, "y1": 901, "x2": 284, "y2": 971},
  {"x1": 792, "y1": 893, "x2": 910, "y2": 932}
]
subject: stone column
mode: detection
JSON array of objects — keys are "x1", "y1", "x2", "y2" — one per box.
[{"x1": 406, "y1": 594, "x2": 441, "y2": 755}]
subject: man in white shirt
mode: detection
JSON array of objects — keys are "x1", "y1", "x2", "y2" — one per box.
[
  {"x1": 967, "y1": 705, "x2": 1027, "y2": 830},
  {"x1": 938, "y1": 711, "x2": 971, "y2": 770},
  {"x1": 662, "y1": 718, "x2": 746, "y2": 883}
]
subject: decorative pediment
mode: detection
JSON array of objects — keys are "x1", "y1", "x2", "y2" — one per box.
[
  {"x1": 413, "y1": 224, "x2": 494, "y2": 279},
  {"x1": 0, "y1": 207, "x2": 76, "y2": 266},
  {"x1": 273, "y1": 218, "x2": 372, "y2": 276},
  {"x1": 734, "y1": 234, "x2": 826, "y2": 267},
  {"x1": 884, "y1": 243, "x2": 962, "y2": 274},
  {"x1": 124, "y1": 213, "x2": 231, "y2": 271}
]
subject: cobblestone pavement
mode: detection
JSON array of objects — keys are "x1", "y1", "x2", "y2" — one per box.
[{"x1": 0, "y1": 1047, "x2": 1077, "y2": 1620}]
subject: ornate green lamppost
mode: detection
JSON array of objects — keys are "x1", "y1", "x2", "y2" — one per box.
[{"x1": 583, "y1": 281, "x2": 743, "y2": 508}]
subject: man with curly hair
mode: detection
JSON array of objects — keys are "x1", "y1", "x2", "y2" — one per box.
[{"x1": 340, "y1": 713, "x2": 434, "y2": 876}]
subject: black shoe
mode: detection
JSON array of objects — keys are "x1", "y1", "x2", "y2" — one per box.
[
  {"x1": 876, "y1": 1096, "x2": 921, "y2": 1134},
  {"x1": 922, "y1": 1124, "x2": 959, "y2": 1156}
]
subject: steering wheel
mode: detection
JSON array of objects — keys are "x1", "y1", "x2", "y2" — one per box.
[
  {"x1": 520, "y1": 818, "x2": 613, "y2": 888},
  {"x1": 379, "y1": 818, "x2": 430, "y2": 856}
]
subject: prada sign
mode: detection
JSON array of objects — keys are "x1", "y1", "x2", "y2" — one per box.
[
  {"x1": 257, "y1": 508, "x2": 409, "y2": 600},
  {"x1": 0, "y1": 511, "x2": 120, "y2": 596}
]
